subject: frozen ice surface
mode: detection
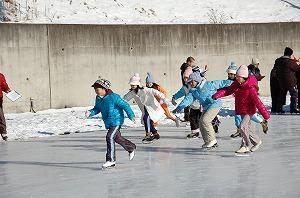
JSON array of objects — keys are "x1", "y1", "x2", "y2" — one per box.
[{"x1": 0, "y1": 115, "x2": 300, "y2": 198}]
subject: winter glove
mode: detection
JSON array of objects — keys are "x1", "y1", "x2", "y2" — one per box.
[
  {"x1": 85, "y1": 110, "x2": 91, "y2": 118},
  {"x1": 171, "y1": 98, "x2": 177, "y2": 106}
]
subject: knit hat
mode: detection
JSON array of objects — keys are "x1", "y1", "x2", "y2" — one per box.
[
  {"x1": 129, "y1": 73, "x2": 141, "y2": 86},
  {"x1": 92, "y1": 78, "x2": 111, "y2": 89},
  {"x1": 284, "y1": 47, "x2": 293, "y2": 56},
  {"x1": 188, "y1": 71, "x2": 203, "y2": 83},
  {"x1": 251, "y1": 58, "x2": 259, "y2": 65},
  {"x1": 236, "y1": 65, "x2": 249, "y2": 78},
  {"x1": 183, "y1": 67, "x2": 193, "y2": 78},
  {"x1": 226, "y1": 62, "x2": 238, "y2": 74},
  {"x1": 146, "y1": 72, "x2": 155, "y2": 84}
]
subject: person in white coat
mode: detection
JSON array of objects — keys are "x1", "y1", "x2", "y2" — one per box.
[{"x1": 124, "y1": 73, "x2": 170, "y2": 142}]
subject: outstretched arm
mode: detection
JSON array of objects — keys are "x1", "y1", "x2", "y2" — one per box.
[{"x1": 249, "y1": 88, "x2": 270, "y2": 120}]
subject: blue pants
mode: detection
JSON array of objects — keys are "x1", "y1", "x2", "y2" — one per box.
[
  {"x1": 235, "y1": 113, "x2": 263, "y2": 128},
  {"x1": 143, "y1": 107, "x2": 157, "y2": 133}
]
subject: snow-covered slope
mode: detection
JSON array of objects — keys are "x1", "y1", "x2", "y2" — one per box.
[{"x1": 10, "y1": 0, "x2": 300, "y2": 24}]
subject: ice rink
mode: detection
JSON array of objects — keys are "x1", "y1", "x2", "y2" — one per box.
[{"x1": 1, "y1": 115, "x2": 299, "y2": 198}]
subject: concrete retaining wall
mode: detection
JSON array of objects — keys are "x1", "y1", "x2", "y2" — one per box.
[{"x1": 0, "y1": 23, "x2": 300, "y2": 113}]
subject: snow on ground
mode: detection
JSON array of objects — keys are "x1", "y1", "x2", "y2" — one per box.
[
  {"x1": 11, "y1": 0, "x2": 300, "y2": 24},
  {"x1": 5, "y1": 96, "x2": 277, "y2": 140}
]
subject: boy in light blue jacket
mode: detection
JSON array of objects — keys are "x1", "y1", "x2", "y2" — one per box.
[
  {"x1": 173, "y1": 72, "x2": 232, "y2": 148},
  {"x1": 86, "y1": 78, "x2": 136, "y2": 168}
]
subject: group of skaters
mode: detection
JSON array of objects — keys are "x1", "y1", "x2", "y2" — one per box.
[
  {"x1": 85, "y1": 54, "x2": 276, "y2": 168},
  {"x1": 1, "y1": 47, "x2": 299, "y2": 169}
]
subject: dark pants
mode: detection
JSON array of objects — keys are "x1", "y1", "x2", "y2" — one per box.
[
  {"x1": 297, "y1": 71, "x2": 300, "y2": 108},
  {"x1": 184, "y1": 107, "x2": 190, "y2": 122},
  {"x1": 106, "y1": 126, "x2": 136, "y2": 162},
  {"x1": 0, "y1": 97, "x2": 6, "y2": 135},
  {"x1": 270, "y1": 77, "x2": 280, "y2": 112},
  {"x1": 189, "y1": 108, "x2": 201, "y2": 130},
  {"x1": 277, "y1": 84, "x2": 298, "y2": 113},
  {"x1": 143, "y1": 107, "x2": 157, "y2": 133}
]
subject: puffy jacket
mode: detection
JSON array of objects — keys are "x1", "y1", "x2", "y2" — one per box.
[
  {"x1": 213, "y1": 76, "x2": 270, "y2": 120},
  {"x1": 89, "y1": 91, "x2": 135, "y2": 129},
  {"x1": 0, "y1": 73, "x2": 10, "y2": 97},
  {"x1": 175, "y1": 79, "x2": 232, "y2": 112},
  {"x1": 275, "y1": 56, "x2": 300, "y2": 89},
  {"x1": 124, "y1": 87, "x2": 167, "y2": 123},
  {"x1": 173, "y1": 84, "x2": 200, "y2": 109}
]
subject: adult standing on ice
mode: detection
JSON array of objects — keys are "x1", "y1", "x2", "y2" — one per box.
[
  {"x1": 274, "y1": 47, "x2": 300, "y2": 113},
  {"x1": 213, "y1": 65, "x2": 270, "y2": 154},
  {"x1": 86, "y1": 78, "x2": 136, "y2": 168},
  {"x1": 0, "y1": 72, "x2": 11, "y2": 141}
]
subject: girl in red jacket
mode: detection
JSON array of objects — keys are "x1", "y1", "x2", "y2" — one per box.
[
  {"x1": 213, "y1": 65, "x2": 270, "y2": 154},
  {"x1": 0, "y1": 73, "x2": 11, "y2": 141}
]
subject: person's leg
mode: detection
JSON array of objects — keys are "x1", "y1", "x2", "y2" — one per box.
[
  {"x1": 187, "y1": 109, "x2": 200, "y2": 138},
  {"x1": 184, "y1": 107, "x2": 190, "y2": 122},
  {"x1": 270, "y1": 77, "x2": 279, "y2": 112},
  {"x1": 106, "y1": 126, "x2": 120, "y2": 162},
  {"x1": 289, "y1": 86, "x2": 298, "y2": 113},
  {"x1": 200, "y1": 108, "x2": 220, "y2": 146},
  {"x1": 114, "y1": 129, "x2": 136, "y2": 153},
  {"x1": 0, "y1": 98, "x2": 7, "y2": 141},
  {"x1": 240, "y1": 115, "x2": 252, "y2": 147},
  {"x1": 276, "y1": 84, "x2": 286, "y2": 113},
  {"x1": 251, "y1": 113, "x2": 263, "y2": 123}
]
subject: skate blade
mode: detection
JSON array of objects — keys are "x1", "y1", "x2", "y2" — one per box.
[
  {"x1": 234, "y1": 153, "x2": 250, "y2": 157},
  {"x1": 101, "y1": 165, "x2": 116, "y2": 170}
]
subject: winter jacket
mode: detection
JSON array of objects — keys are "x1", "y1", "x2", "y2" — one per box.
[
  {"x1": 173, "y1": 84, "x2": 201, "y2": 109},
  {"x1": 124, "y1": 89, "x2": 145, "y2": 121},
  {"x1": 275, "y1": 56, "x2": 300, "y2": 89},
  {"x1": 89, "y1": 91, "x2": 135, "y2": 129},
  {"x1": 174, "y1": 79, "x2": 232, "y2": 112},
  {"x1": 0, "y1": 73, "x2": 10, "y2": 97},
  {"x1": 213, "y1": 76, "x2": 270, "y2": 120},
  {"x1": 124, "y1": 87, "x2": 167, "y2": 123},
  {"x1": 152, "y1": 84, "x2": 167, "y2": 102}
]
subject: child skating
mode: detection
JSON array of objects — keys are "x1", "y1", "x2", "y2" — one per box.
[
  {"x1": 172, "y1": 67, "x2": 202, "y2": 138},
  {"x1": 124, "y1": 73, "x2": 170, "y2": 143},
  {"x1": 213, "y1": 65, "x2": 270, "y2": 154},
  {"x1": 173, "y1": 71, "x2": 232, "y2": 148},
  {"x1": 145, "y1": 72, "x2": 180, "y2": 127},
  {"x1": 86, "y1": 78, "x2": 136, "y2": 168},
  {"x1": 225, "y1": 62, "x2": 268, "y2": 138}
]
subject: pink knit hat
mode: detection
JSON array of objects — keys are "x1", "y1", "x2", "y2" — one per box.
[
  {"x1": 129, "y1": 73, "x2": 141, "y2": 85},
  {"x1": 183, "y1": 67, "x2": 193, "y2": 78},
  {"x1": 236, "y1": 65, "x2": 249, "y2": 78}
]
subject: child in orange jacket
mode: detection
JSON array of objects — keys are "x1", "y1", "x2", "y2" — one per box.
[{"x1": 145, "y1": 72, "x2": 180, "y2": 127}]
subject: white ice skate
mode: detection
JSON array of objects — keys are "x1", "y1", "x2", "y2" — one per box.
[
  {"x1": 235, "y1": 146, "x2": 251, "y2": 156},
  {"x1": 250, "y1": 140, "x2": 262, "y2": 152},
  {"x1": 129, "y1": 150, "x2": 135, "y2": 161},
  {"x1": 102, "y1": 161, "x2": 116, "y2": 169},
  {"x1": 201, "y1": 139, "x2": 218, "y2": 150}
]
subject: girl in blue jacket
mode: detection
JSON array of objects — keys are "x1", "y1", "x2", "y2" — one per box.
[{"x1": 86, "y1": 79, "x2": 136, "y2": 168}]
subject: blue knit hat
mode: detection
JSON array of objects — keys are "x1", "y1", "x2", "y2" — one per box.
[
  {"x1": 146, "y1": 72, "x2": 155, "y2": 84},
  {"x1": 188, "y1": 71, "x2": 203, "y2": 83},
  {"x1": 226, "y1": 62, "x2": 238, "y2": 74}
]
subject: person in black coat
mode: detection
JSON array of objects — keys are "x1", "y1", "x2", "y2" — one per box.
[{"x1": 274, "y1": 47, "x2": 300, "y2": 113}]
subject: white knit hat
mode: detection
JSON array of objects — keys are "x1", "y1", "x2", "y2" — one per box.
[
  {"x1": 251, "y1": 58, "x2": 259, "y2": 65},
  {"x1": 129, "y1": 73, "x2": 141, "y2": 85}
]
